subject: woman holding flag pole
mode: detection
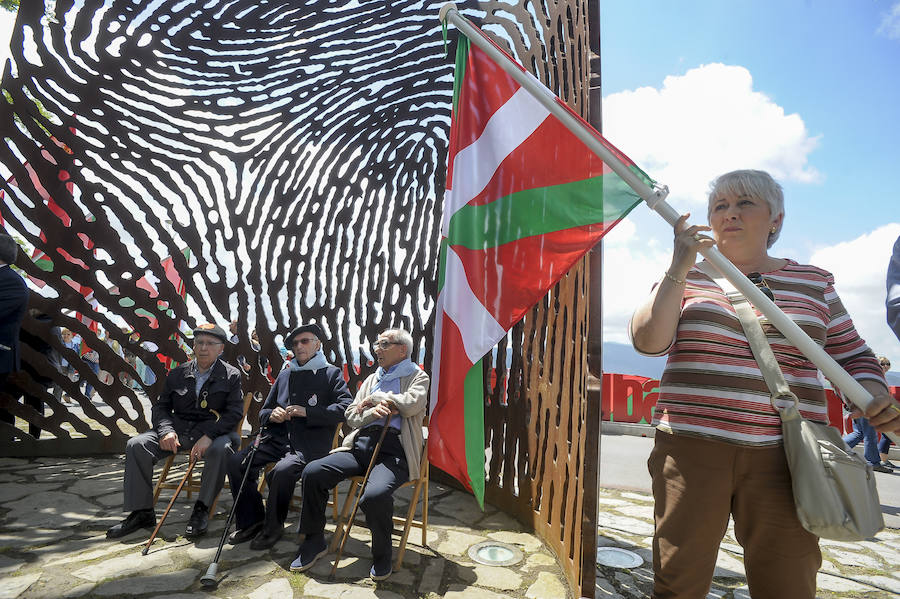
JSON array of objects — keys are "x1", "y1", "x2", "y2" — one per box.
[{"x1": 630, "y1": 169, "x2": 895, "y2": 598}]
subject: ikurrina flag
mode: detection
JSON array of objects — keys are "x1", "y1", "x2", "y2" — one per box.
[{"x1": 428, "y1": 33, "x2": 654, "y2": 506}]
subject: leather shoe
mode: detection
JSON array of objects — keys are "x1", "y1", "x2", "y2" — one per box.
[
  {"x1": 107, "y1": 509, "x2": 156, "y2": 539},
  {"x1": 250, "y1": 526, "x2": 283, "y2": 550},
  {"x1": 228, "y1": 521, "x2": 264, "y2": 545},
  {"x1": 184, "y1": 501, "x2": 209, "y2": 538},
  {"x1": 290, "y1": 533, "x2": 328, "y2": 571}
]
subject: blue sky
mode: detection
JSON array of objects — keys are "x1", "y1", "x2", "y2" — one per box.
[{"x1": 599, "y1": 0, "x2": 900, "y2": 372}]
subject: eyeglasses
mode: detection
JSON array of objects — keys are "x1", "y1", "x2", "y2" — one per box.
[
  {"x1": 880, "y1": 361, "x2": 892, "y2": 370},
  {"x1": 193, "y1": 340, "x2": 223, "y2": 348},
  {"x1": 372, "y1": 340, "x2": 400, "y2": 350},
  {"x1": 747, "y1": 272, "x2": 775, "y2": 301},
  {"x1": 293, "y1": 337, "x2": 317, "y2": 346}
]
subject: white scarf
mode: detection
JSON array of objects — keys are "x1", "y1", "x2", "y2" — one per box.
[{"x1": 288, "y1": 350, "x2": 329, "y2": 372}]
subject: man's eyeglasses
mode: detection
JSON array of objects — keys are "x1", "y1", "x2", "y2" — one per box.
[
  {"x1": 193, "y1": 340, "x2": 223, "y2": 348},
  {"x1": 372, "y1": 340, "x2": 399, "y2": 350},
  {"x1": 293, "y1": 337, "x2": 317, "y2": 346},
  {"x1": 747, "y1": 272, "x2": 775, "y2": 301}
]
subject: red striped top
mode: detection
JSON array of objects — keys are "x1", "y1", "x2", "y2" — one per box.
[{"x1": 645, "y1": 260, "x2": 886, "y2": 446}]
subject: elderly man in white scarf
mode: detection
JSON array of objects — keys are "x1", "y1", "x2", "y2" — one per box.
[
  {"x1": 291, "y1": 327, "x2": 429, "y2": 581},
  {"x1": 225, "y1": 323, "x2": 352, "y2": 550}
]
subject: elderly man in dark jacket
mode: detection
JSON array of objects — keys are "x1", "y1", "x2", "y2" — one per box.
[
  {"x1": 107, "y1": 323, "x2": 243, "y2": 540},
  {"x1": 226, "y1": 323, "x2": 352, "y2": 550}
]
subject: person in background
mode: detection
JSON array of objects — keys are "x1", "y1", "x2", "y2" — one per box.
[
  {"x1": 0, "y1": 234, "x2": 29, "y2": 429},
  {"x1": 876, "y1": 356, "x2": 895, "y2": 469},
  {"x1": 887, "y1": 235, "x2": 900, "y2": 341},
  {"x1": 630, "y1": 170, "x2": 894, "y2": 598},
  {"x1": 106, "y1": 323, "x2": 243, "y2": 540}
]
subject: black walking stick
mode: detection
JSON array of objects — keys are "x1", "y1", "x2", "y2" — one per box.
[
  {"x1": 330, "y1": 423, "x2": 391, "y2": 577},
  {"x1": 142, "y1": 456, "x2": 197, "y2": 555},
  {"x1": 200, "y1": 425, "x2": 267, "y2": 588}
]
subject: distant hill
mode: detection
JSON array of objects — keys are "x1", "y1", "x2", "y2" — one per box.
[{"x1": 601, "y1": 342, "x2": 666, "y2": 379}]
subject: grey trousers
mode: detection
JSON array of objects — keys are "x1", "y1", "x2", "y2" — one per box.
[{"x1": 123, "y1": 429, "x2": 239, "y2": 512}]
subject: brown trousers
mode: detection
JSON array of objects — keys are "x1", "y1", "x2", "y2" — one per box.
[{"x1": 648, "y1": 431, "x2": 821, "y2": 599}]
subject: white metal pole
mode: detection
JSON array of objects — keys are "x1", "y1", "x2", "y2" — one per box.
[{"x1": 439, "y1": 3, "x2": 898, "y2": 434}]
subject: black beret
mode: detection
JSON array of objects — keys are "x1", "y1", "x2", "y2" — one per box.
[
  {"x1": 193, "y1": 323, "x2": 228, "y2": 343},
  {"x1": 284, "y1": 323, "x2": 325, "y2": 350}
]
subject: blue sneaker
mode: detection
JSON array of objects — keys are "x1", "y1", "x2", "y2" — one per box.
[
  {"x1": 370, "y1": 557, "x2": 392, "y2": 581},
  {"x1": 290, "y1": 534, "x2": 328, "y2": 572}
]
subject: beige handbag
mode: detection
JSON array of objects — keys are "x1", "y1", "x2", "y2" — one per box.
[{"x1": 699, "y1": 262, "x2": 884, "y2": 541}]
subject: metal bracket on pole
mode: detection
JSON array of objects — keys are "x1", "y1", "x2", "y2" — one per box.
[{"x1": 439, "y1": 2, "x2": 899, "y2": 441}]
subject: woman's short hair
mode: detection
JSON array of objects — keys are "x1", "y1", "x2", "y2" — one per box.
[
  {"x1": 707, "y1": 169, "x2": 785, "y2": 248},
  {"x1": 383, "y1": 328, "x2": 413, "y2": 357}
]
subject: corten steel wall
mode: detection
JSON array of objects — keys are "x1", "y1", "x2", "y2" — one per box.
[{"x1": 0, "y1": 1, "x2": 598, "y2": 595}]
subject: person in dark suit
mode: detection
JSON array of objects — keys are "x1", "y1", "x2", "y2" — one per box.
[
  {"x1": 225, "y1": 323, "x2": 352, "y2": 550},
  {"x1": 0, "y1": 234, "x2": 29, "y2": 429},
  {"x1": 106, "y1": 323, "x2": 244, "y2": 540}
]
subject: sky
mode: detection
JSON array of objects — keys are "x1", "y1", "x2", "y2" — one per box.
[
  {"x1": 599, "y1": 0, "x2": 900, "y2": 374},
  {"x1": 1, "y1": 2, "x2": 899, "y2": 373}
]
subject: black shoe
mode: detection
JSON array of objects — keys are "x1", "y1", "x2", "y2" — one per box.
[
  {"x1": 881, "y1": 460, "x2": 896, "y2": 469},
  {"x1": 228, "y1": 521, "x2": 264, "y2": 545},
  {"x1": 370, "y1": 556, "x2": 392, "y2": 581},
  {"x1": 873, "y1": 463, "x2": 892, "y2": 474},
  {"x1": 249, "y1": 527, "x2": 283, "y2": 550},
  {"x1": 185, "y1": 501, "x2": 209, "y2": 538},
  {"x1": 106, "y1": 509, "x2": 156, "y2": 539},
  {"x1": 290, "y1": 533, "x2": 328, "y2": 572}
]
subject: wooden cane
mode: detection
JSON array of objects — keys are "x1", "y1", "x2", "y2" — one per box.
[
  {"x1": 330, "y1": 423, "x2": 391, "y2": 577},
  {"x1": 142, "y1": 456, "x2": 197, "y2": 555}
]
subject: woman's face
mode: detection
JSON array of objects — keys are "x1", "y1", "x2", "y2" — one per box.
[{"x1": 708, "y1": 192, "x2": 780, "y2": 253}]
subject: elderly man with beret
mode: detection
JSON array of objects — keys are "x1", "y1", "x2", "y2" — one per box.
[
  {"x1": 225, "y1": 323, "x2": 352, "y2": 550},
  {"x1": 107, "y1": 323, "x2": 243, "y2": 540}
]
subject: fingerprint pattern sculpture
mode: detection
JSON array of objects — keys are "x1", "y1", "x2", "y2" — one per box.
[{"x1": 0, "y1": 1, "x2": 597, "y2": 595}]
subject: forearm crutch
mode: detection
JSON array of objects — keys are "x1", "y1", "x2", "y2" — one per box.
[
  {"x1": 200, "y1": 427, "x2": 266, "y2": 588},
  {"x1": 330, "y1": 423, "x2": 390, "y2": 577},
  {"x1": 142, "y1": 456, "x2": 197, "y2": 555}
]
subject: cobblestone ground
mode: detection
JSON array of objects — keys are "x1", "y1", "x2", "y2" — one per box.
[
  {"x1": 2, "y1": 455, "x2": 899, "y2": 598},
  {"x1": 594, "y1": 489, "x2": 900, "y2": 599},
  {"x1": 0, "y1": 456, "x2": 568, "y2": 599}
]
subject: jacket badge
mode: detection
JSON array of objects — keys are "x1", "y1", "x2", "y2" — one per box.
[{"x1": 308, "y1": 395, "x2": 317, "y2": 407}]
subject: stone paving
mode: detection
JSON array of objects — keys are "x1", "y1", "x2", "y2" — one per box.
[
  {"x1": 0, "y1": 456, "x2": 568, "y2": 599},
  {"x1": 1, "y1": 455, "x2": 899, "y2": 598}
]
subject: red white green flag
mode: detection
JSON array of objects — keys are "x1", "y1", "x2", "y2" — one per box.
[{"x1": 428, "y1": 33, "x2": 654, "y2": 506}]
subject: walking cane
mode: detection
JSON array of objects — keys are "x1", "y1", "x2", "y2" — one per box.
[
  {"x1": 142, "y1": 456, "x2": 197, "y2": 555},
  {"x1": 330, "y1": 423, "x2": 391, "y2": 577},
  {"x1": 200, "y1": 425, "x2": 267, "y2": 588}
]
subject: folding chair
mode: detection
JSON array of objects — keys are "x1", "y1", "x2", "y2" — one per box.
[
  {"x1": 330, "y1": 421, "x2": 429, "y2": 569},
  {"x1": 152, "y1": 392, "x2": 253, "y2": 515}
]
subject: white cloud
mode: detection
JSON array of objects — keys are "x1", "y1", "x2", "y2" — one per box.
[
  {"x1": 877, "y1": 2, "x2": 900, "y2": 39},
  {"x1": 810, "y1": 223, "x2": 900, "y2": 368},
  {"x1": 600, "y1": 62, "x2": 824, "y2": 347},
  {"x1": 602, "y1": 63, "x2": 821, "y2": 208}
]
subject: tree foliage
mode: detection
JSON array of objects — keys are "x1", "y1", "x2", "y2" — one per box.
[{"x1": 1, "y1": 0, "x2": 19, "y2": 14}]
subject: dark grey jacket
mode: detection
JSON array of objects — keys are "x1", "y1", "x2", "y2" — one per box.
[{"x1": 151, "y1": 358, "x2": 243, "y2": 439}]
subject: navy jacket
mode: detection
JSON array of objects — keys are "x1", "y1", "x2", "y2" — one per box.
[
  {"x1": 0, "y1": 265, "x2": 28, "y2": 375},
  {"x1": 151, "y1": 358, "x2": 243, "y2": 440},
  {"x1": 258, "y1": 365, "x2": 352, "y2": 457}
]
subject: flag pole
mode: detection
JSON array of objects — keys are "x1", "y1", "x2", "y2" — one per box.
[{"x1": 439, "y1": 3, "x2": 899, "y2": 433}]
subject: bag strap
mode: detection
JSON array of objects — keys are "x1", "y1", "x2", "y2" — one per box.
[{"x1": 696, "y1": 262, "x2": 800, "y2": 417}]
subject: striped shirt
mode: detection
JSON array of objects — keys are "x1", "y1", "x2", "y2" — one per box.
[{"x1": 639, "y1": 260, "x2": 885, "y2": 446}]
